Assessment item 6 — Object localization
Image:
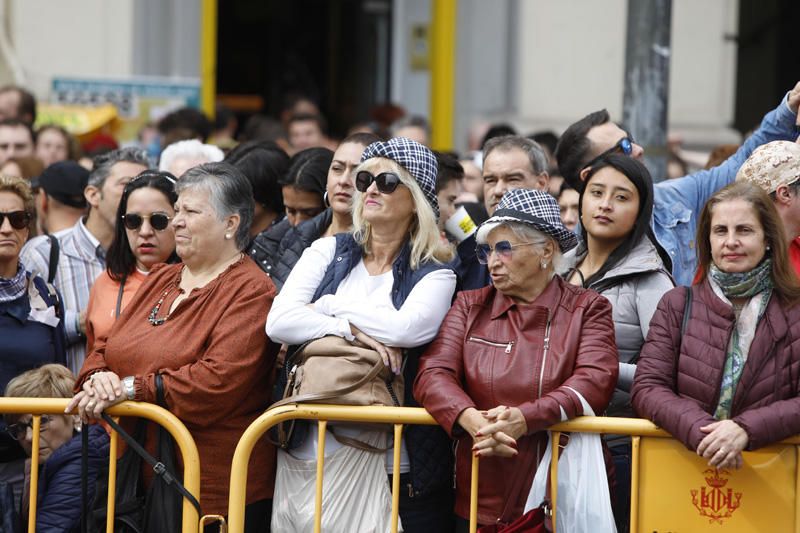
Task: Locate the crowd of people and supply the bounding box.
[0,78,799,532]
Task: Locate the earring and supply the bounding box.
[541,260,548,269]
[323,191,331,207]
[766,244,771,251]
[225,234,231,240]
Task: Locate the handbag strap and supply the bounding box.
[681,286,693,336]
[100,413,200,515]
[81,425,89,533]
[271,353,387,409]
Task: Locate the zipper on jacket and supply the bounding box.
[537,314,552,399]
[468,336,514,354]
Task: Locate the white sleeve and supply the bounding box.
[320,268,457,348]
[265,237,354,345]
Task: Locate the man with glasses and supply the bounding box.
[456,135,551,290]
[555,80,800,286]
[21,148,150,373]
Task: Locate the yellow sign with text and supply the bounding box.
[637,437,796,532]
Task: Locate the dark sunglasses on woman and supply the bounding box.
[0,211,31,230]
[355,171,403,194]
[122,212,171,231]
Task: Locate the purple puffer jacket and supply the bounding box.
[632,280,800,451]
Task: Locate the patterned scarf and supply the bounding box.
[709,259,773,419]
[0,263,27,302]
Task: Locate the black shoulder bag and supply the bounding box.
[83,374,200,533]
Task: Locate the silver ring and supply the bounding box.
[720,447,727,454]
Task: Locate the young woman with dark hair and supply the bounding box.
[225,140,290,237]
[562,154,674,533]
[84,170,178,351]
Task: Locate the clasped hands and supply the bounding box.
[65,371,126,422]
[458,405,528,458]
[696,419,749,470]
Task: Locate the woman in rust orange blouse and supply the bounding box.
[66,162,278,531]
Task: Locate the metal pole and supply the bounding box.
[430,0,457,151]
[622,0,672,182]
[200,0,218,120]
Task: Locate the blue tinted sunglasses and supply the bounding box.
[585,136,635,169]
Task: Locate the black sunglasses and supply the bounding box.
[0,211,31,230]
[122,212,171,231]
[355,171,403,194]
[585,136,635,169]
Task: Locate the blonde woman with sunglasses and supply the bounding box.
[0,175,67,508]
[83,170,179,353]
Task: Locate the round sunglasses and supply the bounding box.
[0,211,31,230]
[476,240,540,265]
[121,212,171,231]
[355,171,403,194]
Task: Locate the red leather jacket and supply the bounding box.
[413,276,618,524]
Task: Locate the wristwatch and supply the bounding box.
[122,376,135,401]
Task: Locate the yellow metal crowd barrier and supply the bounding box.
[227,405,800,533]
[0,398,202,533]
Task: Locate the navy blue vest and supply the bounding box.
[312,232,453,309]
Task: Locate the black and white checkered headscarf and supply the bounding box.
[477,189,578,252]
[360,137,439,219]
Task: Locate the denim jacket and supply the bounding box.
[655,94,799,286]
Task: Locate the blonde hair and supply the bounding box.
[351,157,454,269]
[0,173,34,215]
[5,364,75,399]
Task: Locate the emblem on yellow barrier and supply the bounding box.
[691,469,742,523]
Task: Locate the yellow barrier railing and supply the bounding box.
[0,398,202,533]
[227,405,800,533]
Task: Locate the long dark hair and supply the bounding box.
[696,181,800,305]
[280,147,333,199]
[106,170,179,282]
[578,154,671,287]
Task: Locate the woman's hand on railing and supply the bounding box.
[470,405,527,458]
[65,371,126,422]
[696,420,749,470]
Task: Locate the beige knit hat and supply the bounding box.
[736,140,800,194]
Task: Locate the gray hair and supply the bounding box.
[390,115,431,137]
[158,139,224,173]
[176,162,254,251]
[88,147,150,188]
[483,135,549,176]
[481,221,564,277]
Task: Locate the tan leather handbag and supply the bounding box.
[272,335,404,450]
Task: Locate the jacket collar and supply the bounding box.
[490,274,563,319]
[561,235,667,286]
[699,278,788,343]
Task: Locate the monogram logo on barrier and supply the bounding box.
[691,469,742,523]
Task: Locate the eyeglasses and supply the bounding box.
[585,136,635,169]
[355,171,403,194]
[0,211,31,230]
[122,212,171,231]
[5,415,54,440]
[476,240,541,264]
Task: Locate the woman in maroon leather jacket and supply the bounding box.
[632,181,800,471]
[414,189,619,529]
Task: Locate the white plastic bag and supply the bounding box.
[271,429,402,533]
[524,388,616,533]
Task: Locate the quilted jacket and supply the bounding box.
[632,281,800,452]
[562,235,674,416]
[414,276,618,523]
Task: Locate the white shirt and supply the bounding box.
[266,237,456,348]
[266,236,457,471]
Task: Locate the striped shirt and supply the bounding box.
[21,218,105,374]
